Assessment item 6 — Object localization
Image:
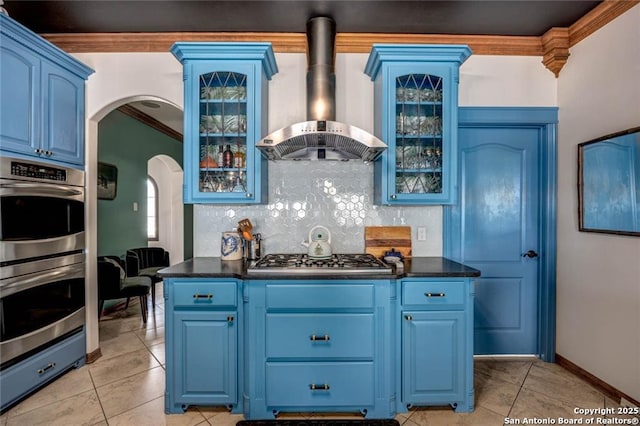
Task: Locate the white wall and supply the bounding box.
[556,4,640,401]
[148,155,184,264]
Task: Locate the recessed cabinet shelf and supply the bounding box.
[171,43,278,204]
[365,44,471,205]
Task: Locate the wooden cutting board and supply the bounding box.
[364,226,412,258]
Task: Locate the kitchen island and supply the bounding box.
[159,256,479,419]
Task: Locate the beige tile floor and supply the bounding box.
[1,283,637,426]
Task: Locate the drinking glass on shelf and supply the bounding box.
[423,148,435,169]
[433,148,442,169]
[201,173,215,192]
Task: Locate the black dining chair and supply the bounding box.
[97,256,152,323]
[125,247,170,310]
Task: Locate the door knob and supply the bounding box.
[522,250,539,258]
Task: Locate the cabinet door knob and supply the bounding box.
[227,315,234,322]
[390,194,397,200]
[246,193,252,198]
[405,315,412,321]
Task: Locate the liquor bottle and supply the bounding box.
[217,145,224,167]
[234,148,245,168]
[223,144,234,168]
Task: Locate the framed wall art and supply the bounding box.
[97,162,118,200]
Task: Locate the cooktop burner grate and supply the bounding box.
[247,253,393,275]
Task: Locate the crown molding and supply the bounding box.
[41,31,543,55]
[117,104,182,142]
[43,31,542,56]
[337,33,542,56]
[569,0,639,46]
[41,32,306,53]
[541,28,570,78]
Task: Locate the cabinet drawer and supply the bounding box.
[172,281,237,308]
[265,362,374,407]
[266,284,374,309]
[402,280,465,308]
[0,330,85,410]
[266,313,374,359]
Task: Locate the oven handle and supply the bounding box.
[0,262,85,298]
[0,181,84,198]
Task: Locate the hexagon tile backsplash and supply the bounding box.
[194,161,442,256]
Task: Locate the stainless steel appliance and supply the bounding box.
[0,156,85,267]
[246,253,393,276]
[0,156,85,369]
[256,17,387,161]
[0,259,85,367]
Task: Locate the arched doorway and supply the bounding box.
[86,94,183,360]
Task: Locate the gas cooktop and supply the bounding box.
[246,253,393,275]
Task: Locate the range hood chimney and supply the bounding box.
[256,16,387,161]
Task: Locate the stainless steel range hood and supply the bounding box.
[256,17,387,162]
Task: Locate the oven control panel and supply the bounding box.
[11,161,67,182]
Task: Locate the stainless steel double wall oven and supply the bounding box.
[0,156,85,369]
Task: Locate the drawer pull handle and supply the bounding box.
[193,293,213,299]
[405,315,412,321]
[227,315,234,322]
[309,334,330,341]
[309,383,330,390]
[425,292,445,298]
[37,362,56,375]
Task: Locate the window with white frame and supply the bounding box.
[147,177,158,241]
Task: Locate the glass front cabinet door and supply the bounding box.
[365,45,471,205]
[171,43,278,204]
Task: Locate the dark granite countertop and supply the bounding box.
[158,256,480,279]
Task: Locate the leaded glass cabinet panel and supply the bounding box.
[365,44,471,205]
[395,73,444,196]
[199,71,248,194]
[171,43,278,204]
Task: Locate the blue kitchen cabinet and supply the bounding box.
[244,280,395,419]
[365,44,471,205]
[0,329,86,411]
[0,14,93,168]
[164,278,242,414]
[170,43,278,204]
[399,278,474,412]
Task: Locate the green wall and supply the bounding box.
[98,109,189,257]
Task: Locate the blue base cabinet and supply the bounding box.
[243,280,395,419]
[0,329,86,411]
[163,276,474,417]
[398,278,474,413]
[164,279,242,414]
[365,44,471,205]
[170,43,277,204]
[0,14,93,168]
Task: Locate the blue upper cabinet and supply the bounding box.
[171,43,278,204]
[365,45,471,205]
[0,14,93,168]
